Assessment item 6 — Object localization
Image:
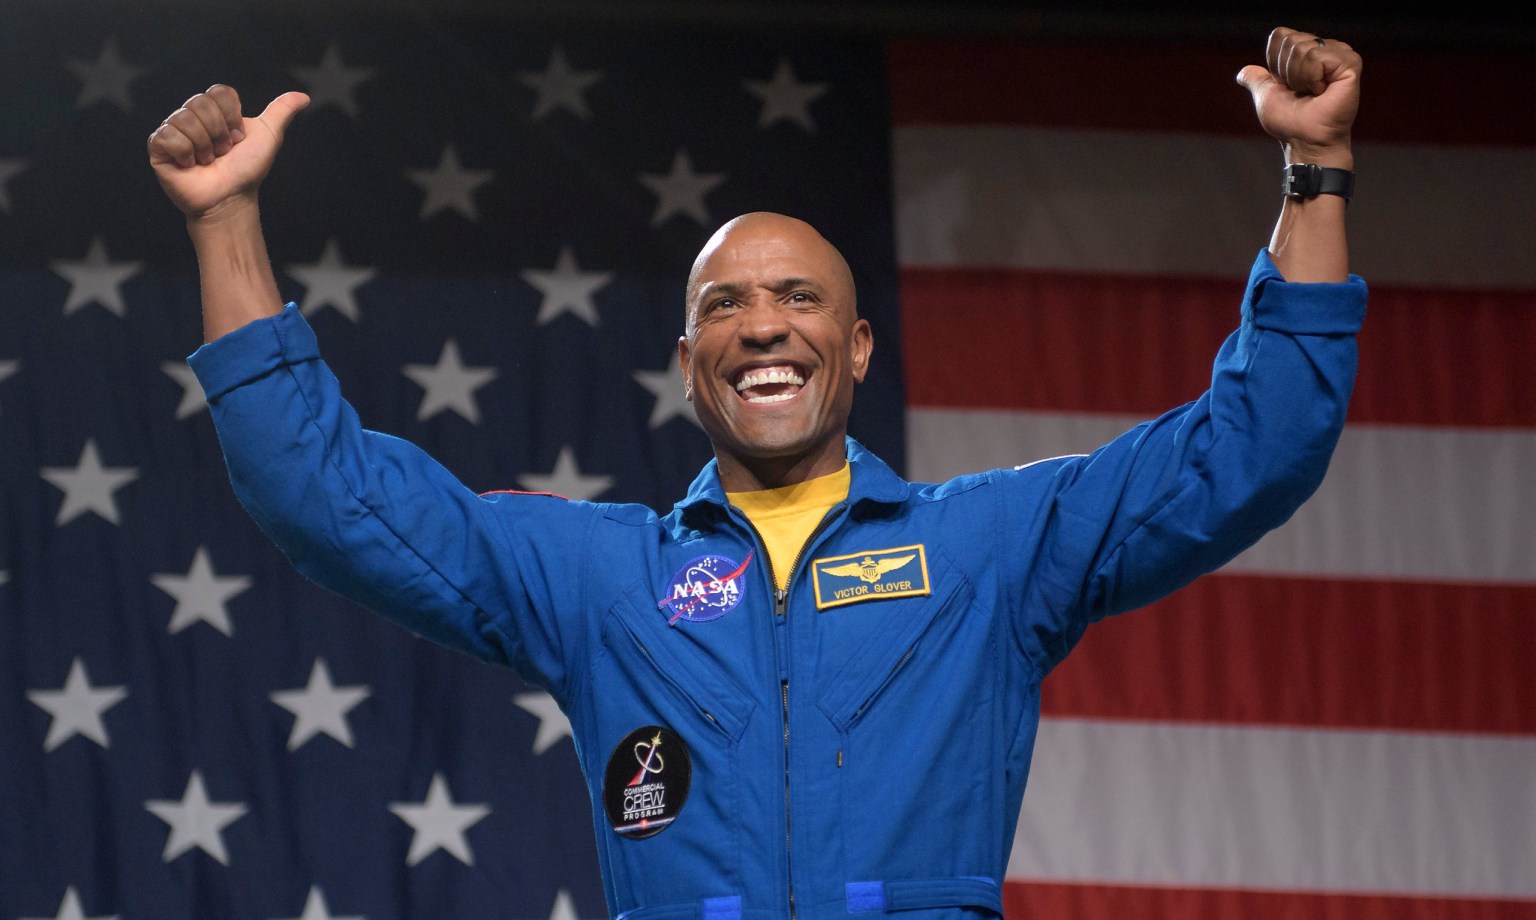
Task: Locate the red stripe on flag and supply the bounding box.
[900,266,1536,428]
[1003,880,1536,920]
[887,39,1536,146]
[1043,574,1536,735]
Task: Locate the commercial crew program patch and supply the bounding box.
[811,544,930,610]
[656,552,753,624]
[603,725,692,839]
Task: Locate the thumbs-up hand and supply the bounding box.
[148,85,311,219]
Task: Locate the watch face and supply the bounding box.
[602,725,692,839]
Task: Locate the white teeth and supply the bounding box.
[745,392,796,404]
[734,368,806,392]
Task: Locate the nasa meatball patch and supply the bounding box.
[603,726,692,839]
[656,552,753,624]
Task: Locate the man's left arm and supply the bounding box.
[1004,27,1367,669]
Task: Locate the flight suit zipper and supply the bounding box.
[741,506,841,920]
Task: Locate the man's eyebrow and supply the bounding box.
[702,281,751,299]
[767,277,822,293]
[697,278,823,300]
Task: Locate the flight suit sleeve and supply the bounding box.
[999,249,1368,671]
[187,305,595,697]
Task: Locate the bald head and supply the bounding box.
[685,212,856,333]
[675,210,873,490]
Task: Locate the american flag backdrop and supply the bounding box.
[2,4,1533,920]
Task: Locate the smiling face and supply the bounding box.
[680,212,872,491]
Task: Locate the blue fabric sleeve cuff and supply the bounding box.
[1244,248,1368,336]
[185,304,321,401]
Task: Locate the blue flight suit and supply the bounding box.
[188,251,1366,920]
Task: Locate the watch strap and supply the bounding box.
[1283,163,1354,201]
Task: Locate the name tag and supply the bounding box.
[810,544,930,610]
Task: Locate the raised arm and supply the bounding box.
[1004,28,1369,669]
[147,86,593,697]
[1238,26,1362,283]
[146,85,310,341]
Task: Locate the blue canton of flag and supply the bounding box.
[0,6,902,918]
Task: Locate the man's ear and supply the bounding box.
[677,335,693,400]
[850,318,873,383]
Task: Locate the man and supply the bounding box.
[149,26,1365,920]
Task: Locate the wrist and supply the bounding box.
[185,192,261,233]
[1283,140,1354,171]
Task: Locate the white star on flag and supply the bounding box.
[41,439,138,526]
[27,658,127,752]
[66,38,143,111]
[407,145,494,220]
[268,886,364,920]
[513,691,573,755]
[150,546,252,637]
[270,658,372,751]
[0,359,18,416]
[521,246,613,326]
[19,886,118,920]
[290,43,375,118]
[634,351,700,429]
[519,46,601,120]
[286,238,377,322]
[518,447,613,502]
[388,773,491,867]
[744,58,828,131]
[50,237,143,317]
[638,149,724,226]
[159,361,207,420]
[548,890,580,920]
[0,157,27,211]
[144,771,249,865]
[403,339,498,423]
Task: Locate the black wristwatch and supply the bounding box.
[1283,163,1355,202]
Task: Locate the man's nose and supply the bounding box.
[737,300,791,348]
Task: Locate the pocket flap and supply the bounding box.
[602,591,755,740]
[816,560,973,730]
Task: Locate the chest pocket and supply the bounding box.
[814,552,976,732]
[594,586,758,910]
[599,583,755,744]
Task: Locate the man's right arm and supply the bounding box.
[150,86,594,697]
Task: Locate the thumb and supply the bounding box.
[254,91,311,142]
[1234,64,1275,98]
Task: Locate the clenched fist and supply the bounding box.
[147,85,309,220]
[1236,26,1361,168]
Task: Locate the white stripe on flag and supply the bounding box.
[1010,717,1536,898]
[893,125,1536,288]
[907,408,1536,584]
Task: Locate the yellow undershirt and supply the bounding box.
[727,463,851,591]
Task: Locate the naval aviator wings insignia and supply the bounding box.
[811,544,930,609]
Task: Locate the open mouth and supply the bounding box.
[733,364,807,404]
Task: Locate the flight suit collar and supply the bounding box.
[674,437,910,528]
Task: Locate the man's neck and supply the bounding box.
[714,444,848,492]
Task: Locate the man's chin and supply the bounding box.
[722,423,824,462]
